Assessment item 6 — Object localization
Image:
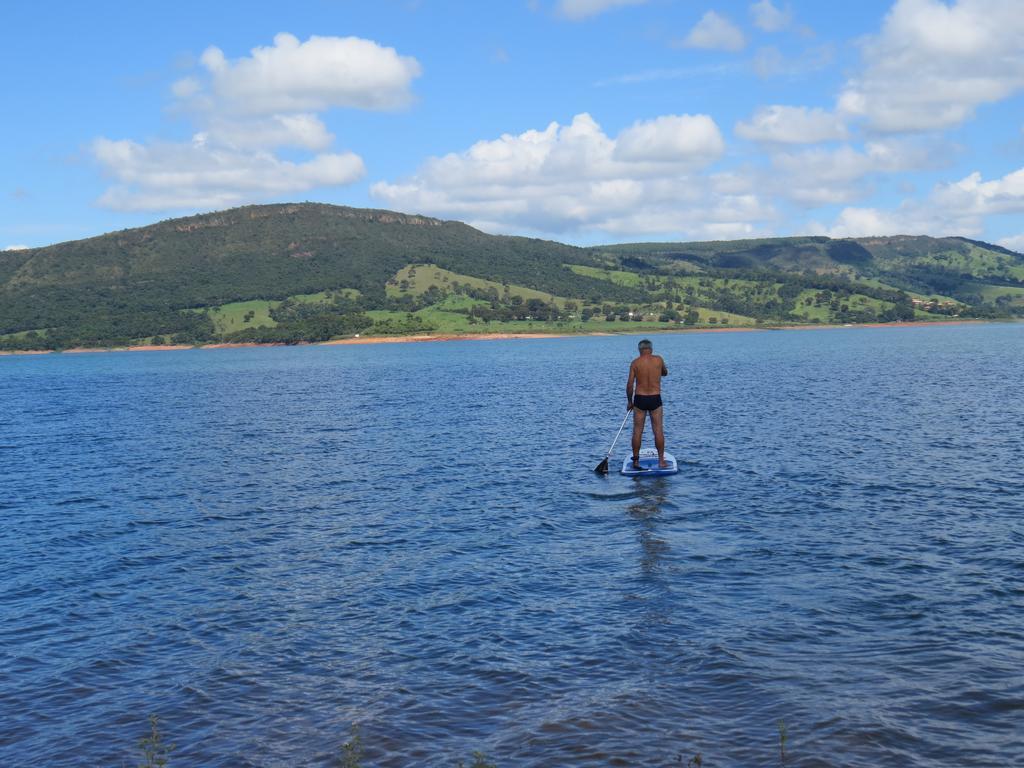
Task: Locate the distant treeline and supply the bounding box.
[1,203,1020,350]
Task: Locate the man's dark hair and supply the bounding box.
[638,339,653,351]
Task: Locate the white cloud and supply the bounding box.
[736,105,848,144]
[815,204,973,238]
[370,113,772,239]
[770,140,941,206]
[204,114,334,151]
[817,165,1024,237]
[178,33,422,115]
[838,0,1024,132]
[817,207,920,237]
[930,168,1024,215]
[679,11,746,52]
[614,114,725,162]
[93,33,418,212]
[556,0,646,20]
[750,0,791,32]
[998,234,1024,253]
[3,244,29,251]
[92,137,365,211]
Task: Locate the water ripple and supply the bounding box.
[0,327,1022,766]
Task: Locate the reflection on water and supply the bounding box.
[626,477,673,576]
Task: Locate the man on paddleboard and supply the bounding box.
[626,339,669,470]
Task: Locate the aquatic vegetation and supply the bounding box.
[137,715,174,768]
[340,724,363,768]
[456,751,498,768]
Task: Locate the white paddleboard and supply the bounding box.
[620,448,679,476]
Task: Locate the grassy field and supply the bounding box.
[880,243,1021,281]
[790,291,831,323]
[850,276,958,302]
[568,264,647,287]
[0,328,47,340]
[205,299,278,333]
[151,260,996,345]
[790,290,896,322]
[185,261,985,342]
[364,306,756,335]
[571,264,962,325]
[387,264,570,307]
[201,290,361,334]
[976,283,1024,306]
[574,265,780,298]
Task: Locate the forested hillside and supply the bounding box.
[595,235,1024,308]
[1,203,1020,350]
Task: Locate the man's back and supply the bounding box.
[630,354,667,395]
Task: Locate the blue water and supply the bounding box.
[1,324,1022,767]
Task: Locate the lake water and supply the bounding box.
[1,324,1022,767]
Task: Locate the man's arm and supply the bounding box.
[659,355,668,376]
[626,362,636,410]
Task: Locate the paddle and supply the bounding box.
[594,409,633,474]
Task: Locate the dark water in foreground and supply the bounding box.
[1,324,1023,767]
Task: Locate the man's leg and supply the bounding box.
[631,407,646,467]
[650,407,668,467]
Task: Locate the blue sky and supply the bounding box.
[3,0,1023,250]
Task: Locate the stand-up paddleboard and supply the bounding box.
[621,447,679,476]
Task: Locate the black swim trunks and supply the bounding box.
[633,393,663,411]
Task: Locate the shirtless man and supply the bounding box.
[626,339,669,470]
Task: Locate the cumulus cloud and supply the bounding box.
[3,244,29,251]
[998,234,1024,253]
[202,114,335,151]
[736,105,848,144]
[555,0,646,20]
[814,203,977,238]
[93,33,418,212]
[770,139,941,206]
[678,11,746,52]
[750,0,791,32]
[930,167,1024,216]
[816,165,1024,237]
[838,0,1024,132]
[816,207,924,237]
[177,33,421,115]
[92,137,365,211]
[614,114,725,161]
[370,113,771,239]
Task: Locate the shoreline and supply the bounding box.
[0,319,1000,356]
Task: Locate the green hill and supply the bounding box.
[594,235,1024,305]
[0,203,638,348]
[1,203,1020,350]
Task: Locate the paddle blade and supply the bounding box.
[594,457,609,474]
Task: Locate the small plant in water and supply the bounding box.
[138,714,174,768]
[456,750,497,768]
[777,718,788,764]
[676,752,703,767]
[340,724,363,768]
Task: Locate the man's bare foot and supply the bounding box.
[632,457,645,470]
[658,459,670,468]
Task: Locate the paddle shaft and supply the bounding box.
[603,409,633,461]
